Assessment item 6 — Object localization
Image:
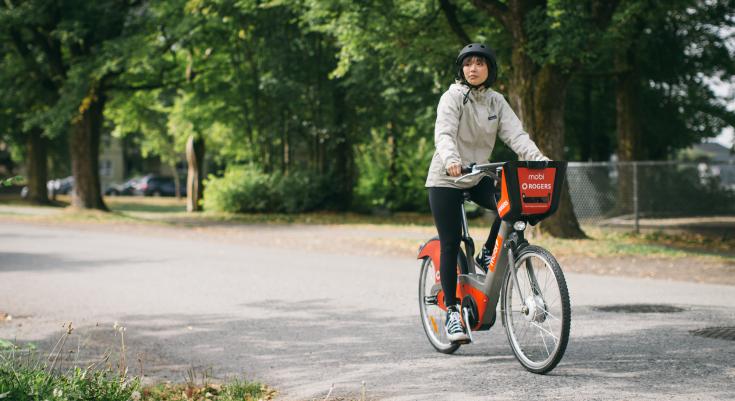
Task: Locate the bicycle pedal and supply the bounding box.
[452,338,472,345]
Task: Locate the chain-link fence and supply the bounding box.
[567,161,735,227]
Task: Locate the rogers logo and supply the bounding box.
[522,183,552,190]
[488,235,503,272]
[498,199,510,214]
[528,173,545,180]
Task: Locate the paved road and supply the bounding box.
[1,222,734,400]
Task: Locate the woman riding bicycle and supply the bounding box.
[425,43,549,342]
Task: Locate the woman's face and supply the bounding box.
[462,56,489,87]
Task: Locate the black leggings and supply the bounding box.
[428,177,501,307]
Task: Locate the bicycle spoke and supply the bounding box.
[537,305,561,322]
[539,328,551,357]
[530,321,559,342]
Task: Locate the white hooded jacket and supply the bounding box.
[425,83,549,189]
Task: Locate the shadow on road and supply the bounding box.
[15,301,735,400]
[0,252,157,273]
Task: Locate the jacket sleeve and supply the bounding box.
[434,91,462,168]
[497,96,550,161]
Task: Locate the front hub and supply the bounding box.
[523,295,547,323]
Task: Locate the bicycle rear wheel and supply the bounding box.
[418,256,460,354]
[501,245,570,374]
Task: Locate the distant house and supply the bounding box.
[693,142,735,163]
[98,133,187,192]
[682,142,735,190]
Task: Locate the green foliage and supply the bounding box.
[3,0,735,215]
[0,346,268,401]
[0,358,140,401]
[354,127,433,212]
[564,0,735,161]
[203,165,333,213]
[0,176,23,187]
[524,1,600,70]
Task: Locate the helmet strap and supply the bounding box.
[461,79,482,104]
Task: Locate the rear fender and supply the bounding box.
[418,237,447,310]
[417,236,441,268]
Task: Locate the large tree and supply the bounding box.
[0,0,170,210]
[460,0,621,238]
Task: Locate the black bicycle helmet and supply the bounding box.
[456,43,498,88]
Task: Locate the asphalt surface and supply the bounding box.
[1,222,734,400]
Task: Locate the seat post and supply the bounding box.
[460,191,471,239]
[460,202,470,238]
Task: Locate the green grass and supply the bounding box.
[0,346,271,401]
[532,225,735,261]
[0,351,140,401]
[0,194,435,226]
[0,323,272,401]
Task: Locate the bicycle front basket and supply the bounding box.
[496,161,567,224]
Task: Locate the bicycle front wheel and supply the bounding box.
[501,245,570,374]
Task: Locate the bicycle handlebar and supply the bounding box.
[450,162,504,183]
[450,161,552,183]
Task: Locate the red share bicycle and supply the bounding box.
[417,161,571,374]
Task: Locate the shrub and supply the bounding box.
[203,166,273,213]
[203,165,332,213]
[354,128,433,213]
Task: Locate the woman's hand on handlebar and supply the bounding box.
[446,162,462,177]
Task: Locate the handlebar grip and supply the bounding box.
[445,163,474,176]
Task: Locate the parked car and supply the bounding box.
[47,176,74,198]
[21,176,73,199]
[133,175,185,197]
[105,176,142,196]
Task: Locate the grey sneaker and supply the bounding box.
[445,305,470,342]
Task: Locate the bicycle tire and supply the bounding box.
[418,252,467,354]
[501,245,570,374]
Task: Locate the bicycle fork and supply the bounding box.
[505,232,546,321]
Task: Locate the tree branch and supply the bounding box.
[439,0,471,45]
[29,26,66,80]
[106,77,188,92]
[470,0,510,30]
[8,28,58,92]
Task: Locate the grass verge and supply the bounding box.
[1,195,733,262]
[531,225,735,262]
[0,325,273,401]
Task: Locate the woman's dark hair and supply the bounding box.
[456,43,498,88]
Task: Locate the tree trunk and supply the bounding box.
[331,86,354,210]
[386,121,398,208]
[186,134,205,212]
[26,127,49,205]
[171,163,182,200]
[615,50,642,216]
[69,86,107,211]
[507,49,586,238]
[282,111,290,175]
[531,65,586,238]
[581,78,592,161]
